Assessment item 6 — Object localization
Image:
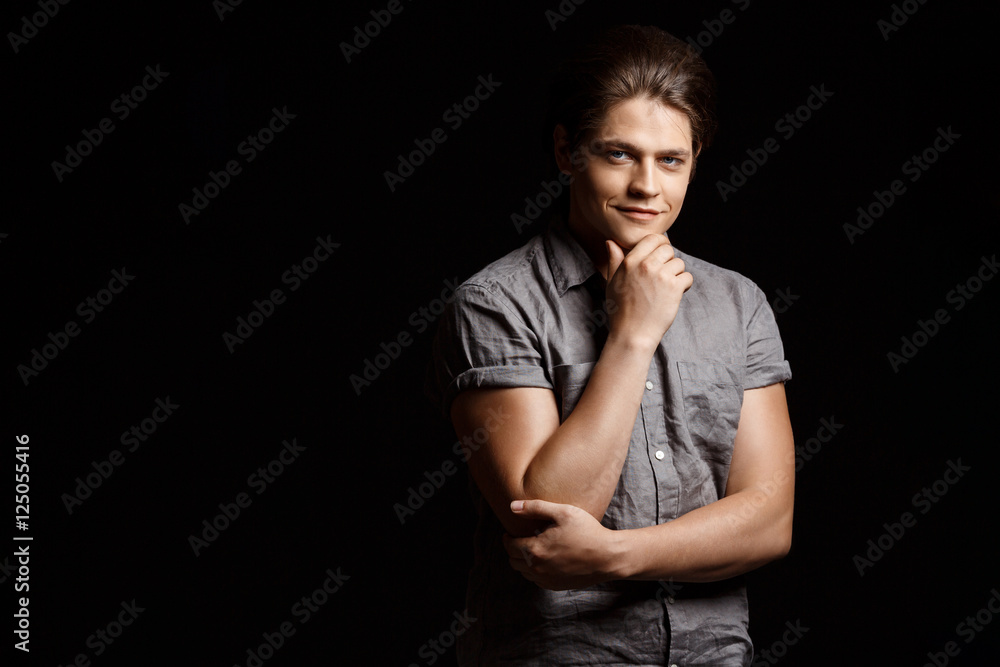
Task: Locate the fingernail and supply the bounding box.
[511,500,524,512]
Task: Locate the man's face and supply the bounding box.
[557,96,695,255]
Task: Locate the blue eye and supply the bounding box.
[606,150,682,167]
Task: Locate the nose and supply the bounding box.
[628,160,660,199]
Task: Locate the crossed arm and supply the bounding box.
[449,360,794,591]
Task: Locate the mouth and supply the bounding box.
[614,206,661,221]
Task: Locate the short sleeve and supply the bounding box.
[742,281,792,389]
[424,284,552,419]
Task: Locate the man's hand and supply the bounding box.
[502,499,625,591]
[605,235,693,352]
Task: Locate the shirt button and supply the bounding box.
[667,596,675,604]
[645,381,654,390]
[655,450,665,460]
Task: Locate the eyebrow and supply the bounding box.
[601,138,692,158]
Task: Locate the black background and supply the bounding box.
[4,0,999,665]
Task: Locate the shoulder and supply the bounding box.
[672,245,766,305]
[452,232,551,308]
[668,245,788,377]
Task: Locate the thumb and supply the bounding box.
[511,499,563,522]
[605,239,625,285]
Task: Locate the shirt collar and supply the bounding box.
[543,214,600,296]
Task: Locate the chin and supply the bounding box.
[611,227,653,249]
[614,234,639,250]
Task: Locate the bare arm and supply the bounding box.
[503,382,794,588]
[451,335,652,537]
[450,234,691,537]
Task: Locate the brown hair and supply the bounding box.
[545,25,718,169]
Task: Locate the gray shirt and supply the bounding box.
[426,214,791,666]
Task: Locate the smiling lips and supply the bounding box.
[615,206,661,221]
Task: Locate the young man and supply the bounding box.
[427,25,794,666]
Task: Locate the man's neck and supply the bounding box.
[564,215,611,282]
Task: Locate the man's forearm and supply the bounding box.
[611,477,794,583]
[521,333,655,521]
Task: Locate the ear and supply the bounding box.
[553,124,574,175]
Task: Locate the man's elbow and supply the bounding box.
[771,530,792,561]
[520,464,612,524]
[766,511,794,561]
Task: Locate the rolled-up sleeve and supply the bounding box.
[742,281,792,389]
[425,284,552,419]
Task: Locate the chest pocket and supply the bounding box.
[552,362,597,423]
[677,360,745,464]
